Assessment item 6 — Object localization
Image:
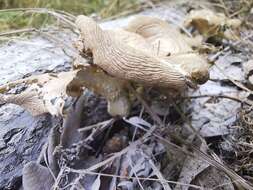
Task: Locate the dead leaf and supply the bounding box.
[91,175,101,190]
[184,9,241,39]
[146,154,172,190]
[191,166,235,190]
[174,155,209,190]
[118,181,134,190]
[0,71,77,116]
[22,162,54,190]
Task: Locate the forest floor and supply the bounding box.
[0,0,253,189]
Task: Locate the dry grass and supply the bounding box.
[0,0,158,32]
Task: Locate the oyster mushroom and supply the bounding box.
[109,28,153,54]
[164,53,209,85]
[125,15,210,85]
[76,15,191,91]
[126,15,193,56]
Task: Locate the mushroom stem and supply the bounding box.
[67,64,130,117]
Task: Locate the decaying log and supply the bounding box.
[60,95,85,148]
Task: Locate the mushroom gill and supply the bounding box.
[67,64,131,117]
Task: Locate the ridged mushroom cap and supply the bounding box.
[76,15,189,91]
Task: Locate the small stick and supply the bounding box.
[183,94,253,106]
[78,119,113,133]
[0,28,37,36]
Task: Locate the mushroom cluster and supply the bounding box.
[0,15,210,118]
[71,15,210,116]
[75,15,210,88]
